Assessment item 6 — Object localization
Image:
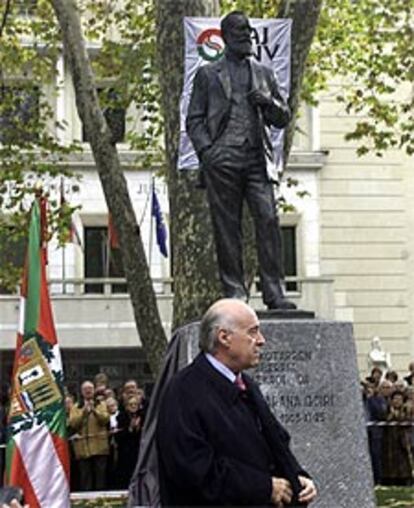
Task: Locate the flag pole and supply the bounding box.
[61,244,66,295]
[105,224,110,280]
[148,176,154,276]
[60,177,66,294]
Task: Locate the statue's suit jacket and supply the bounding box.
[186,55,291,182]
[156,353,310,507]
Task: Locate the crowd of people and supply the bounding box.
[0,374,148,492]
[65,373,148,492]
[2,362,414,493]
[362,361,414,486]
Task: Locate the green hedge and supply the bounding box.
[69,487,414,507]
[71,496,127,507]
[376,486,414,507]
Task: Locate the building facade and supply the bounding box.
[1,37,413,392]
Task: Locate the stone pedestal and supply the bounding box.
[175,318,375,508]
[256,309,315,320]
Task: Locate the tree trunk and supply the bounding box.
[156,0,221,329]
[50,0,168,376]
[279,0,323,165]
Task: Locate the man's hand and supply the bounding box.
[84,400,93,413]
[298,475,317,504]
[271,477,293,506]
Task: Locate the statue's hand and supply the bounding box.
[248,89,273,107]
[200,145,220,168]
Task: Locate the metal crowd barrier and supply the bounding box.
[70,490,128,500]
[366,421,414,426]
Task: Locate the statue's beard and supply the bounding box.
[228,40,252,58]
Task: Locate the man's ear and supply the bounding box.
[217,328,231,348]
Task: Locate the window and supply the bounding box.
[84,226,126,294]
[291,104,320,152]
[281,226,297,291]
[82,88,126,144]
[0,85,40,144]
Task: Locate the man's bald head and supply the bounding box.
[199,299,257,354]
[200,299,265,372]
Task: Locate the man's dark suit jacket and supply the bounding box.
[186,55,290,182]
[156,354,309,507]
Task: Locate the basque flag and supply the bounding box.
[151,186,168,258]
[5,198,70,507]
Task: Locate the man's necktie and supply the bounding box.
[234,374,247,392]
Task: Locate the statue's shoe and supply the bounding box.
[267,298,297,310]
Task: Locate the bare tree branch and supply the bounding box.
[0,0,11,39]
[50,0,168,376]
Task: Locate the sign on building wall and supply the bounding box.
[178,17,292,173]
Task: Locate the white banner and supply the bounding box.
[178,17,292,173]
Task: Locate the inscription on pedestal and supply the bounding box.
[248,320,375,508]
[256,349,335,426]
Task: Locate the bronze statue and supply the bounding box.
[186,11,295,309]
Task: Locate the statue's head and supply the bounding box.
[371,336,381,350]
[221,11,253,58]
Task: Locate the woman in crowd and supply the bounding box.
[366,367,383,387]
[115,394,145,488]
[385,370,399,384]
[382,391,413,485]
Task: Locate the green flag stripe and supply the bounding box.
[48,406,68,440]
[5,437,16,483]
[25,201,41,334]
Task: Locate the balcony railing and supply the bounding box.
[0,276,335,350]
[0,277,333,306]
[47,277,173,296]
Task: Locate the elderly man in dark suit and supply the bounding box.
[156,299,317,506]
[186,11,295,309]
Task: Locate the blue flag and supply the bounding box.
[152,187,168,258]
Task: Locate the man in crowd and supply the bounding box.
[186,11,295,309]
[157,299,317,506]
[68,380,109,491]
[379,379,394,403]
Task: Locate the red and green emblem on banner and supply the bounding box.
[5,199,70,507]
